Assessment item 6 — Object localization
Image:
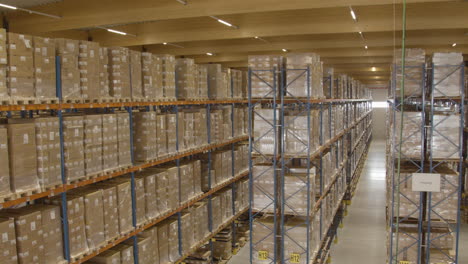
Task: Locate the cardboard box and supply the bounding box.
[176,58,196,99]
[104,178,133,234]
[87,250,121,264]
[1,206,44,264]
[139,226,159,263]
[0,28,7,65]
[133,175,147,225]
[0,127,11,196]
[111,244,134,264]
[124,236,152,264]
[56,38,81,99]
[6,122,40,192]
[102,114,118,171]
[141,52,156,99]
[136,170,159,219]
[166,113,177,154]
[108,47,131,99]
[34,117,61,189]
[157,221,170,264]
[63,115,85,182]
[0,218,18,264]
[130,50,143,99]
[36,205,65,263]
[168,218,180,261]
[6,33,35,98]
[32,36,56,99]
[133,111,157,161]
[153,169,169,215]
[99,47,110,98]
[156,113,167,157]
[77,188,106,250]
[196,64,208,99]
[180,210,194,254]
[248,55,283,98]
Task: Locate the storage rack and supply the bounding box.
[248,66,372,264]
[387,60,465,264]
[0,55,251,264]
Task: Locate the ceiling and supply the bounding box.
[1,0,467,88]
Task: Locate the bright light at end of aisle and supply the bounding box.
[372,101,387,108]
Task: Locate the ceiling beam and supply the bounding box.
[7,0,457,34]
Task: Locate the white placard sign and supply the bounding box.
[412,173,441,192]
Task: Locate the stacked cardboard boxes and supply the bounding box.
[156,113,168,157]
[432,52,464,98]
[79,41,100,101]
[108,47,131,100]
[176,58,197,99]
[141,52,156,100]
[63,116,85,182]
[102,114,119,171]
[0,127,10,198]
[56,38,81,100]
[154,54,176,99]
[34,117,61,189]
[117,112,132,167]
[166,113,177,154]
[7,33,35,99]
[84,115,103,176]
[248,55,283,98]
[196,64,208,99]
[206,64,228,99]
[98,47,110,99]
[286,53,324,99]
[392,48,425,98]
[231,69,243,99]
[133,111,157,162]
[0,218,17,264]
[32,36,56,100]
[0,29,7,100]
[130,50,143,100]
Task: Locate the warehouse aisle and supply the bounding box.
[330,140,387,264]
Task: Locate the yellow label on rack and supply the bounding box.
[258,251,268,260]
[399,261,411,264]
[290,253,300,263]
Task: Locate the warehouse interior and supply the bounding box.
[0,0,467,264]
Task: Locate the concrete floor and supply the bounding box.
[228,140,468,264]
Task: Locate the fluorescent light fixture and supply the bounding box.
[359,31,362,34]
[452,43,457,47]
[0,3,17,9]
[209,16,239,29]
[282,49,288,52]
[372,101,387,108]
[0,3,61,18]
[163,42,168,45]
[371,67,376,71]
[349,7,357,22]
[254,36,269,43]
[206,52,213,56]
[365,45,368,49]
[107,29,127,35]
[161,42,184,48]
[255,36,259,39]
[176,0,187,5]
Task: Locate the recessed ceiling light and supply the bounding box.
[209,16,239,29]
[175,0,187,5]
[365,45,368,49]
[371,67,376,71]
[452,43,457,47]
[206,52,213,56]
[163,42,168,45]
[349,7,358,22]
[282,49,288,52]
[255,36,259,39]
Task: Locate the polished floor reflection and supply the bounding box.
[228,140,468,264]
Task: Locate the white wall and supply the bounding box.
[371,89,388,141]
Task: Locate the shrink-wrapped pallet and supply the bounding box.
[430,114,460,159]
[117,112,132,167]
[111,244,134,264]
[139,226,159,263]
[254,108,279,155]
[283,216,320,263]
[130,50,143,100]
[252,216,275,264]
[56,38,81,100]
[252,165,275,213]
[168,218,180,261]
[75,188,106,250]
[154,54,176,99]
[286,53,323,98]
[393,49,425,98]
[248,55,283,98]
[102,114,119,171]
[156,113,167,157]
[166,113,177,154]
[132,175,146,225]
[34,117,61,189]
[32,36,56,100]
[79,41,100,101]
[103,178,133,235]
[141,52,160,100]
[394,111,423,159]
[133,111,157,161]
[196,64,209,98]
[0,127,10,198]
[7,33,35,99]
[157,221,170,264]
[176,58,197,99]
[136,170,159,219]
[84,115,103,176]
[432,53,463,98]
[108,47,131,99]
[0,218,17,264]
[98,185,119,241]
[98,47,110,98]
[88,250,121,264]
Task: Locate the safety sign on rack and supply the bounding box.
[412,173,441,192]
[258,251,269,260]
[290,253,301,263]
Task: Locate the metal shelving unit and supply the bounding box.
[248,66,372,264]
[0,56,250,264]
[387,61,465,264]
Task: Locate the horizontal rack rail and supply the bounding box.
[72,170,249,264]
[1,135,249,209]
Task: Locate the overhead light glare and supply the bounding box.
[255,36,259,39]
[0,3,17,9]
[161,42,184,48]
[209,16,239,29]
[282,49,288,52]
[254,36,269,43]
[175,0,187,5]
[163,42,168,45]
[371,67,376,71]
[107,29,127,35]
[349,7,357,22]
[365,45,368,49]
[206,52,213,56]
[452,43,457,47]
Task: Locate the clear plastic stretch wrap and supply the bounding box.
[248,55,283,98]
[430,114,460,159]
[394,111,423,159]
[393,48,425,98]
[432,52,463,98]
[286,53,324,99]
[254,108,279,155]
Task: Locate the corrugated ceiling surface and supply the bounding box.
[0,0,62,8]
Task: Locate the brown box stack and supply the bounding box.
[102,114,119,171]
[196,64,208,99]
[181,210,194,254]
[286,53,324,99]
[133,175,147,226]
[97,185,120,241]
[0,218,18,264]
[56,38,81,100]
[37,205,65,263]
[87,250,121,264]
[133,111,157,161]
[32,36,56,100]
[0,29,7,100]
[167,166,180,208]
[141,52,156,100]
[136,170,159,219]
[63,116,85,182]
[0,127,11,197]
[6,122,40,193]
[139,227,159,264]
[176,58,196,99]
[393,48,425,98]
[154,54,176,99]
[106,178,133,235]
[98,47,110,99]
[84,115,103,176]
[130,50,143,100]
[117,112,132,167]
[34,117,61,189]
[156,113,167,157]
[79,188,106,250]
[1,206,44,264]
[79,41,100,101]
[153,55,164,100]
[248,55,283,98]
[111,244,134,264]
[206,64,224,99]
[7,33,34,99]
[59,195,89,258]
[157,221,170,264]
[231,69,243,98]
[166,113,177,154]
[168,218,180,261]
[180,163,195,203]
[154,169,169,215]
[108,47,131,99]
[125,236,152,264]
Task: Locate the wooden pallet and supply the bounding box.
[0,97,11,105]
[10,97,37,105]
[64,98,84,104]
[0,192,16,204]
[36,97,59,104]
